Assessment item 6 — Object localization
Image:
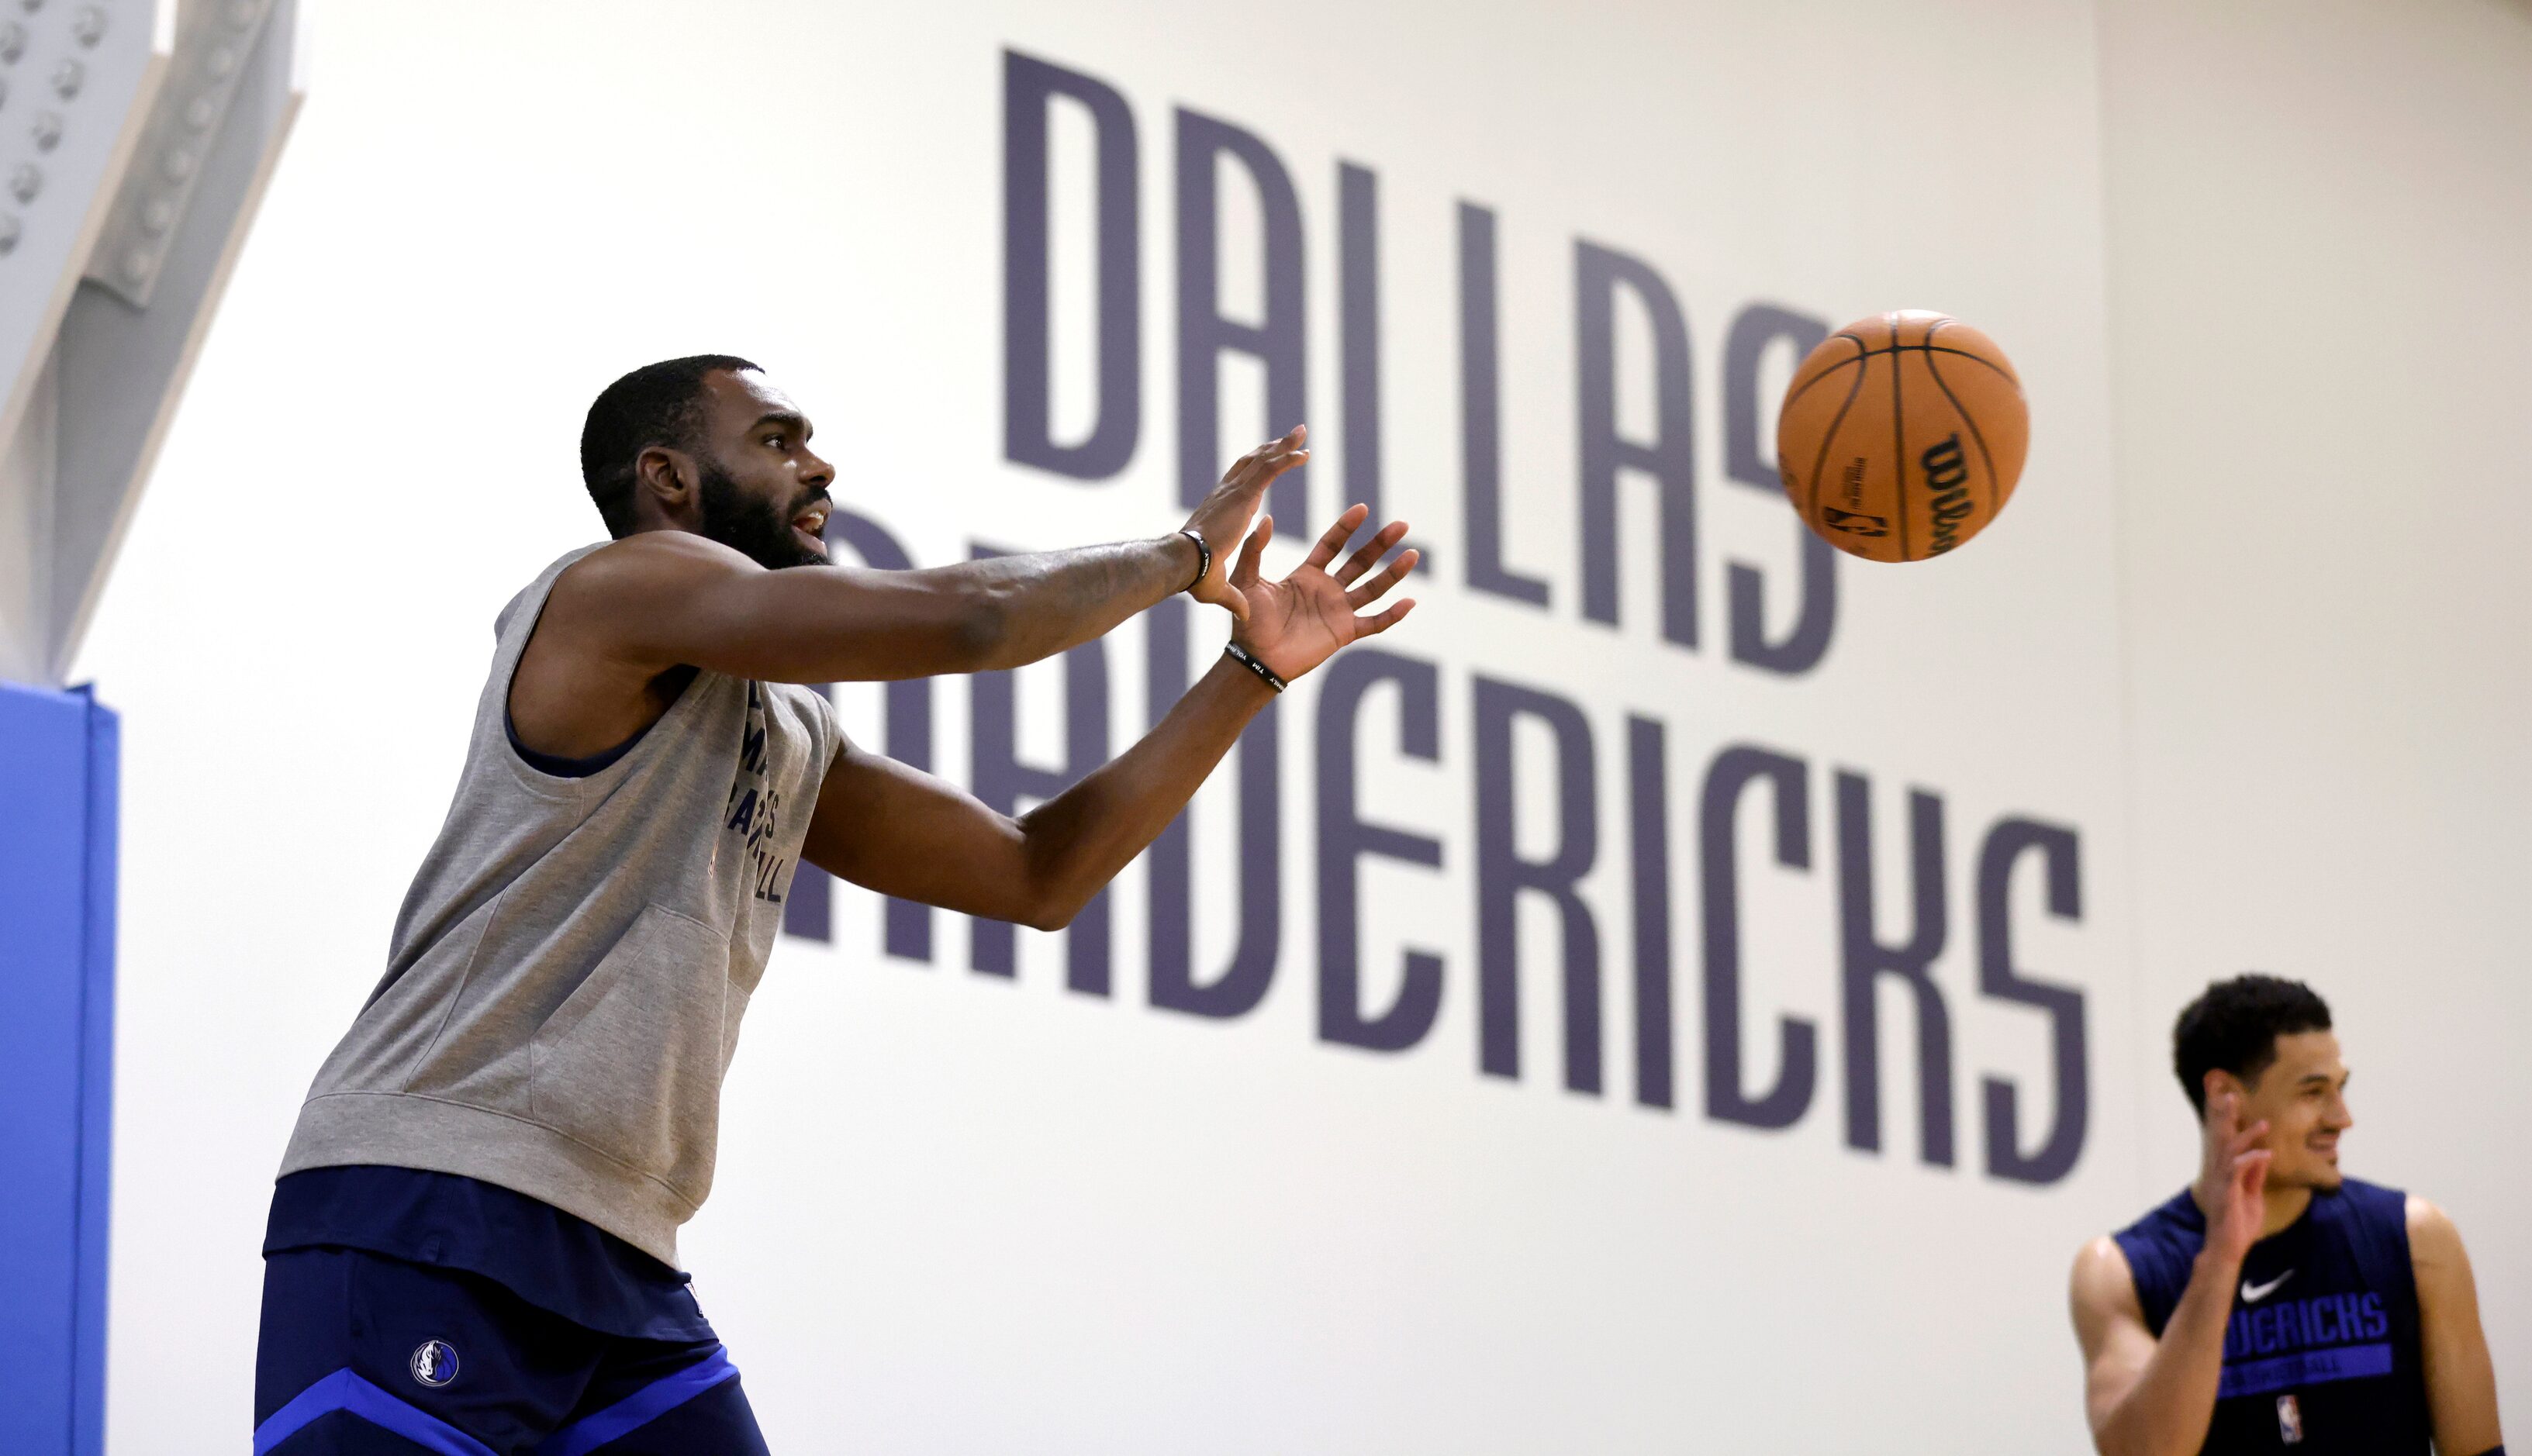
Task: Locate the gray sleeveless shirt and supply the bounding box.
[280,544,841,1265]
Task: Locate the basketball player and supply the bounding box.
[251,356,1418,1453]
[2070,975,2504,1454]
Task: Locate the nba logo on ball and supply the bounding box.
[1776,311,2031,563]
[410,1340,459,1388]
[2275,1393,2304,1444]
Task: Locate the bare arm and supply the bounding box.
[805,656,1271,929]
[2071,1090,2272,1456]
[558,528,1202,685]
[548,430,1306,687]
[2410,1197,2503,1455]
[2073,1237,2241,1456]
[803,505,1417,929]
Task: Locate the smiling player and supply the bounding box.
[2070,975,2504,1454]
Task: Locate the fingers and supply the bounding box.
[1186,430,1307,552]
[2230,1117,2271,1161]
[1303,503,1371,572]
[1347,547,1421,609]
[1353,597,1418,637]
[1231,426,1306,471]
[1222,426,1309,495]
[1333,519,1410,585]
[2203,1089,2244,1158]
[2211,1088,2239,1134]
[2233,1147,2273,1196]
[1232,516,1273,588]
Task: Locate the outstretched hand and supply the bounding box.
[1222,503,1418,680]
[1183,426,1311,623]
[2199,1088,2273,1265]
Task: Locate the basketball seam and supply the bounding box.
[1889,315,1910,561]
[1921,317,2019,388]
[1920,345,2001,549]
[1805,344,1872,526]
[1779,336,1868,413]
[1830,343,2017,381]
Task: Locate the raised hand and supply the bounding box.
[1223,502,1418,681]
[1183,426,1311,622]
[2199,1088,2274,1265]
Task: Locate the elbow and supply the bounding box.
[1014,864,1089,933]
[1020,891,1080,934]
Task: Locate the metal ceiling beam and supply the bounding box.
[0,0,302,686]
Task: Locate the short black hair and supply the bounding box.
[2172,975,2333,1115]
[579,354,761,537]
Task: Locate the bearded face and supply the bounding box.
[695,455,830,571]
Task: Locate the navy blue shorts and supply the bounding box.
[254,1247,771,1454]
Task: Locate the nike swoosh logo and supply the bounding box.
[2241,1269,2295,1303]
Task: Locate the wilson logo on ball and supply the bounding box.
[1920,434,1975,557]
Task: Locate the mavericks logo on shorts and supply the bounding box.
[410,1340,459,1388]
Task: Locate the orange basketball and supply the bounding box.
[1776,311,2029,563]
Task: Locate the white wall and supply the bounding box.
[63,0,2528,1450]
[2102,0,2532,1425]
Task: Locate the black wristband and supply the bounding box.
[1176,528,1211,595]
[1222,640,1287,693]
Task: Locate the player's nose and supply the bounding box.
[800,445,836,487]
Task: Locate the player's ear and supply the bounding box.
[634,445,695,516]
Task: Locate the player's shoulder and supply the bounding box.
[568,527,752,580]
[2071,1233,2134,1286]
[2092,1189,2202,1317]
[537,532,760,636]
[2080,1190,2187,1285]
[2076,1193,2191,1293]
[551,530,760,604]
[2399,1191,2465,1254]
[2069,1236,2144,1325]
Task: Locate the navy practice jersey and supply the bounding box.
[2113,1178,2429,1453]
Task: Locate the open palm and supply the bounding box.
[1226,504,1418,681]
